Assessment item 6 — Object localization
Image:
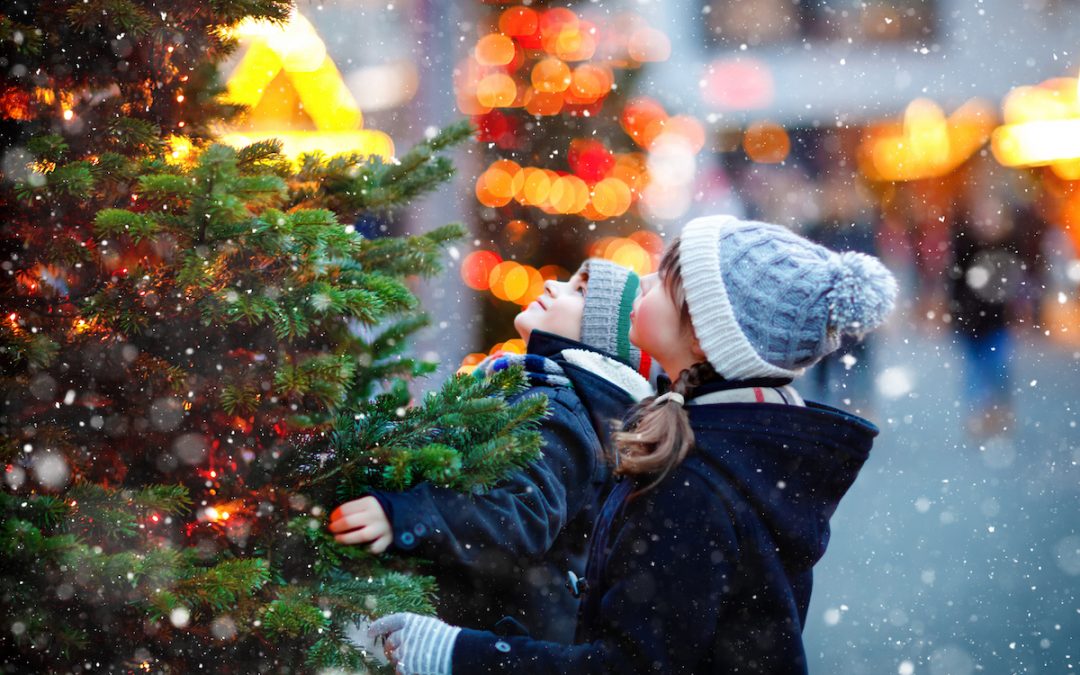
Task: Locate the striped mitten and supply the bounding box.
[367,613,460,675]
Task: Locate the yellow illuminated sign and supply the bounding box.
[219,10,393,160]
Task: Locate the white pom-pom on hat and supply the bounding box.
[827,251,899,337]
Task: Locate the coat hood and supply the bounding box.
[528,330,652,449]
[687,396,878,570]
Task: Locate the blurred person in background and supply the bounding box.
[947,160,1035,438]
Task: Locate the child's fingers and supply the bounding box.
[368,532,394,554]
[333,521,388,545]
[329,496,378,522]
[367,613,406,638]
[327,510,376,533]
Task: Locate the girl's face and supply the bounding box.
[629,272,702,378]
[514,271,588,343]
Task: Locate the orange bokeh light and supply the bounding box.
[520,265,546,305]
[743,121,791,164]
[590,235,657,275]
[489,261,544,304]
[590,177,633,218]
[539,264,567,281]
[476,72,517,108]
[485,159,522,199]
[518,167,552,204]
[505,218,530,243]
[621,97,668,147]
[552,20,597,62]
[539,7,579,41]
[531,58,572,93]
[629,230,665,256]
[570,64,613,102]
[611,153,649,192]
[476,171,512,207]
[659,115,707,152]
[476,33,516,66]
[524,89,565,116]
[499,6,539,37]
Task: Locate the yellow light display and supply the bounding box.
[992,75,1080,171]
[218,10,393,161]
[859,98,995,182]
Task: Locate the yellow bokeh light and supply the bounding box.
[501,339,528,354]
[166,136,194,164]
[860,98,994,180]
[993,74,1080,168]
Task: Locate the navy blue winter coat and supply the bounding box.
[367,331,643,642]
[453,378,879,673]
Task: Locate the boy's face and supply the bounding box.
[514,270,588,343]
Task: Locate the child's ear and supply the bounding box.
[690,337,707,362]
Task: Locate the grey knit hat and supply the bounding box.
[578,258,642,368]
[678,215,898,380]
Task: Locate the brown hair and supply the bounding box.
[612,238,716,496]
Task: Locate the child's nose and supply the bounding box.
[544,279,560,296]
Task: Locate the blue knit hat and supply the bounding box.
[679,215,898,380]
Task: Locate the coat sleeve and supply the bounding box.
[450,473,741,674]
[365,388,599,565]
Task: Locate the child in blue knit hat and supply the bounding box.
[329,258,652,644]
[368,214,898,675]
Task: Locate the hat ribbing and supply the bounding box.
[579,258,642,367]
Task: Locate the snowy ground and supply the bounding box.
[803,326,1080,675]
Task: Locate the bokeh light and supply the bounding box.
[461,250,502,291]
[743,121,791,164]
[532,58,572,94]
[590,177,633,218]
[499,6,539,37]
[524,89,565,116]
[476,72,518,108]
[589,235,658,275]
[621,97,668,148]
[475,33,516,67]
[569,64,613,103]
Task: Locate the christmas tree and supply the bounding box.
[452,2,705,361]
[1,1,545,671]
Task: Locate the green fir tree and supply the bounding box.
[0,1,545,671]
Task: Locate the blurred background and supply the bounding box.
[217,1,1080,672]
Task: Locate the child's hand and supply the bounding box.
[328,496,394,553]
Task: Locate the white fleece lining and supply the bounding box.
[561,349,654,402]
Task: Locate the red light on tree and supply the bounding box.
[568,138,615,183]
